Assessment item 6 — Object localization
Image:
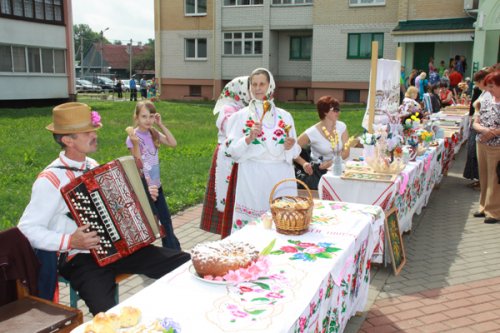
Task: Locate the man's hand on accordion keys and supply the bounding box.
[148,185,159,202]
[70,224,101,250]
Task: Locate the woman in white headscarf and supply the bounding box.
[200,76,250,235]
[224,68,301,233]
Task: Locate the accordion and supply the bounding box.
[61,156,164,267]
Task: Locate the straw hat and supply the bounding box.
[46,102,102,134]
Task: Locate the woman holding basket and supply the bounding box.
[224,68,301,233]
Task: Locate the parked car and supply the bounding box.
[121,79,139,92]
[81,76,114,93]
[76,79,102,93]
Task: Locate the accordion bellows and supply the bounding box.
[61,156,162,266]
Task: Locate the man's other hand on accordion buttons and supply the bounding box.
[70,224,101,250]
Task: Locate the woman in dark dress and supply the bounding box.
[463,68,492,187]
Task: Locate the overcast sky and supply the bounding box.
[72,0,154,44]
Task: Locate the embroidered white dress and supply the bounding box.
[224,101,301,232]
[214,102,239,211]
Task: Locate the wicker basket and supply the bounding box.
[269,178,313,235]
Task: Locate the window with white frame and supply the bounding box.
[272,0,313,4]
[223,32,262,56]
[223,0,263,6]
[0,44,65,73]
[347,33,383,59]
[185,0,206,15]
[185,38,207,60]
[349,0,385,7]
[290,36,312,60]
[0,0,63,23]
[0,45,12,71]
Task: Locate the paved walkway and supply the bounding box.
[61,148,500,331]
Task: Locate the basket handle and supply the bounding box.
[269,178,313,205]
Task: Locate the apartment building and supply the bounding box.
[0,0,75,107]
[155,0,476,103]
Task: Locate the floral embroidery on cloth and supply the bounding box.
[270,240,341,261]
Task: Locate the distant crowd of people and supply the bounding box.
[112,76,158,101]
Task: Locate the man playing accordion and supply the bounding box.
[18,102,190,315]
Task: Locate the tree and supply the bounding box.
[132,39,155,73]
[113,40,122,45]
[73,24,110,59]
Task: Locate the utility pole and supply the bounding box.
[129,38,133,78]
[80,35,84,77]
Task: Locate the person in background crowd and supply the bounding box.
[428,56,436,73]
[399,86,422,119]
[18,102,190,315]
[449,68,463,96]
[294,96,350,190]
[472,70,500,224]
[199,76,250,237]
[441,69,451,88]
[429,68,440,86]
[417,72,428,101]
[129,78,137,102]
[408,69,418,87]
[400,66,407,103]
[439,82,454,107]
[223,68,301,233]
[429,84,441,113]
[464,67,493,189]
[115,79,123,99]
[126,101,181,250]
[438,60,447,77]
[140,76,148,100]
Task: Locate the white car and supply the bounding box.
[76,79,102,93]
[121,79,138,92]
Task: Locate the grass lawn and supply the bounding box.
[0,98,366,230]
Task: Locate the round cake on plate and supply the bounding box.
[191,240,259,278]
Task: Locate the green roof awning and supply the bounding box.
[393,17,476,33]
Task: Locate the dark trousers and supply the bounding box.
[58,246,190,315]
[130,88,137,101]
[157,187,181,250]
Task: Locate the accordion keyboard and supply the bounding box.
[69,184,119,258]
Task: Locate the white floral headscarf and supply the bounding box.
[213,76,250,115]
[249,68,276,102]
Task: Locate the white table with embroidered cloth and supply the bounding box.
[319,139,445,234]
[71,200,384,333]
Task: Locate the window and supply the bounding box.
[1,44,65,73]
[290,36,312,60]
[223,0,263,6]
[347,33,383,59]
[185,0,206,15]
[0,0,63,23]
[0,45,12,71]
[41,48,53,73]
[185,38,207,60]
[13,46,27,72]
[349,0,384,6]
[53,49,65,73]
[344,89,360,103]
[223,32,262,56]
[294,88,308,101]
[189,85,202,97]
[272,0,313,4]
[28,47,41,72]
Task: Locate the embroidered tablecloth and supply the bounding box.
[319,139,446,235]
[71,200,384,333]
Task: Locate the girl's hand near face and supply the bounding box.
[154,113,163,126]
